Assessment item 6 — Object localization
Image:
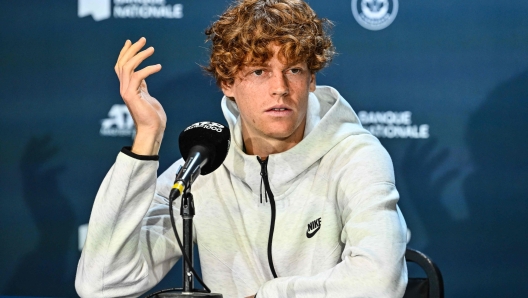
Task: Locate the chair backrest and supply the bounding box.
[403,248,444,298]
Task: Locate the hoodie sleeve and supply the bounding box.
[255,137,408,298]
[75,150,184,297]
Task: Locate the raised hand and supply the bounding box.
[115,37,166,155]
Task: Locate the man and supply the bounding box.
[76,0,408,297]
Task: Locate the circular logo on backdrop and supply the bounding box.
[351,0,398,31]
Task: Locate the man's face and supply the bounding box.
[221,44,316,147]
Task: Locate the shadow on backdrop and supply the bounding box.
[401,70,528,296]
[461,69,528,296]
[3,135,77,296]
[402,137,461,243]
[400,136,462,286]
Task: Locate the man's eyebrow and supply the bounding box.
[246,61,305,68]
[245,62,270,68]
[287,62,305,68]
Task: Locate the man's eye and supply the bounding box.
[253,69,264,76]
[290,68,301,74]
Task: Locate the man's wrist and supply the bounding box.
[131,131,163,155]
[121,147,159,161]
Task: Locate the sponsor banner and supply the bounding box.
[78,0,183,21]
[358,110,430,139]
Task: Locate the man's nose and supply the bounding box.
[270,72,289,97]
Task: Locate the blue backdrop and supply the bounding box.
[1,0,527,296]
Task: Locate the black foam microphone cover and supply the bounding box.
[178,121,231,175]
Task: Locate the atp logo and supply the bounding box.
[78,0,111,21]
[100,104,136,137]
[352,0,398,31]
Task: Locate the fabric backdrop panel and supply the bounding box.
[0,0,527,296]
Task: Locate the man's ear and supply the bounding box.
[221,80,235,98]
[309,73,316,92]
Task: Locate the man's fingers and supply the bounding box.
[117,39,132,62]
[120,37,147,64]
[116,37,147,74]
[121,64,162,100]
[130,64,162,87]
[122,46,156,75]
[114,38,161,101]
[115,39,132,75]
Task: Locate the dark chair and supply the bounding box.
[403,248,444,298]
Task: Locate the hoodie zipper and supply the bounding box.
[257,156,278,279]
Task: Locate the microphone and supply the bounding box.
[169,121,230,200]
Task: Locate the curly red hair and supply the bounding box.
[204,0,335,85]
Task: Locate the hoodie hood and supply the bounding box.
[221,85,369,199]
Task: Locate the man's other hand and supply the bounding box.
[114,37,166,155]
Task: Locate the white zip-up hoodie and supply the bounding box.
[76,86,408,298]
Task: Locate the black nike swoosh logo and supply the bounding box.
[306,225,321,238]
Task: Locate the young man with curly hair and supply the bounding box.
[76,0,408,297]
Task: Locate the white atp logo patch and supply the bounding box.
[100,104,136,138]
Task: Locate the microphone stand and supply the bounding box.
[150,187,222,298]
[181,190,196,293]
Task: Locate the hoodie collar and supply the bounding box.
[221,86,368,199]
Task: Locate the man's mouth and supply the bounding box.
[266,105,291,111]
[265,107,293,117]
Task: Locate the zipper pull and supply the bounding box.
[257,156,269,203]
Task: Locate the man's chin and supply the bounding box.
[262,126,302,141]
